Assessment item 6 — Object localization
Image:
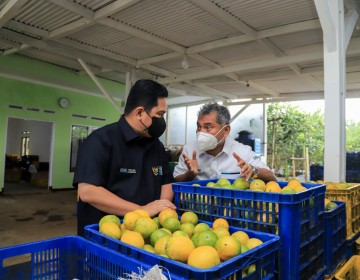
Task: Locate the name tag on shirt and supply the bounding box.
[120,168,136,174]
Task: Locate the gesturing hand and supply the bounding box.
[233,152,253,181]
[182,150,199,176]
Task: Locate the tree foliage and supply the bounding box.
[267,103,360,177]
[346,121,360,151]
[267,103,325,176]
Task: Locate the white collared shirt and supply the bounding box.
[173,137,269,180]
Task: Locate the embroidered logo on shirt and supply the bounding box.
[120,168,136,174]
[152,166,163,176]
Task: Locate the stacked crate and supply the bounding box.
[172,180,326,280]
[323,201,347,278]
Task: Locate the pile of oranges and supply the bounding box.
[98,209,263,270]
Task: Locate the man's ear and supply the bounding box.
[135,107,144,117]
[224,125,231,136]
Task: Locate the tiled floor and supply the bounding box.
[0,181,77,248]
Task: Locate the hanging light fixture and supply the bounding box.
[181,56,189,69]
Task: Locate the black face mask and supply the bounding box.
[147,116,167,138]
[141,111,167,138]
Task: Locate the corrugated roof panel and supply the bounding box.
[270,29,323,51]
[202,41,271,65]
[0,44,11,52]
[69,25,131,47]
[105,37,170,59]
[69,24,170,58]
[214,0,318,30]
[75,0,117,11]
[111,0,240,47]
[14,0,81,31]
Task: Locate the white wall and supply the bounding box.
[6,118,52,162]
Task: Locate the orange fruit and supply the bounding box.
[247,264,256,274]
[187,246,221,269]
[143,244,155,253]
[194,222,211,233]
[180,211,198,225]
[152,217,161,228]
[212,227,230,238]
[180,222,195,238]
[287,179,302,188]
[212,218,229,230]
[265,181,281,193]
[324,198,331,208]
[133,209,150,218]
[231,230,249,245]
[172,230,190,238]
[158,208,178,226]
[120,230,144,249]
[241,243,249,254]
[99,215,120,227]
[191,232,201,247]
[250,179,266,191]
[99,221,121,239]
[281,186,296,194]
[293,185,307,193]
[120,223,126,231]
[196,230,218,247]
[215,236,241,261]
[123,211,142,230]
[246,238,263,250]
[166,235,195,263]
[154,235,171,256]
[163,217,181,233]
[161,228,172,235]
[150,228,171,247]
[133,216,158,239]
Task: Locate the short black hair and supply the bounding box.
[124,79,168,115]
[198,103,231,125]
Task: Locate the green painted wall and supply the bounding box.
[0,56,125,191]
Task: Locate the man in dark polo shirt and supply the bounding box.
[73,79,175,236]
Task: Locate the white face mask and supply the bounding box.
[196,126,227,152]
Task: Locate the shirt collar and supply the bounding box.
[221,137,233,155]
[119,115,141,142]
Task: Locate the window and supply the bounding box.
[21,136,30,157]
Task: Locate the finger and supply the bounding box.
[192,150,197,160]
[233,152,241,161]
[182,153,189,161]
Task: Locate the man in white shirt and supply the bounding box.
[173,103,276,182]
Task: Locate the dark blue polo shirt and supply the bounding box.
[73,115,173,236]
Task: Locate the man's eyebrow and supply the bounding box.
[198,122,214,126]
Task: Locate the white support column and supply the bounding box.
[262,100,268,163]
[315,0,346,181]
[125,71,131,101]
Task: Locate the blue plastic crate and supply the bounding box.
[0,235,159,280]
[345,229,360,260]
[310,164,360,182]
[323,201,347,276]
[85,221,279,280]
[172,180,326,280]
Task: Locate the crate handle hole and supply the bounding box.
[3,253,31,267]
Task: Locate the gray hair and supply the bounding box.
[198,103,231,126]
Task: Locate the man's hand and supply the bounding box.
[141,199,176,217]
[182,150,199,176]
[233,152,253,181]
